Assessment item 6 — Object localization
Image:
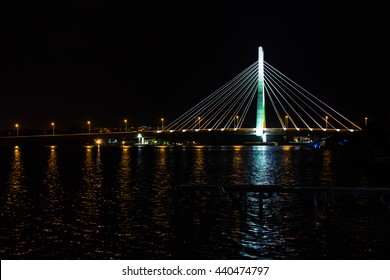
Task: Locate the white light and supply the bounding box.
[182,129,186,132]
[255,128,263,136]
[221,128,225,131]
[195,129,199,132]
[208,128,212,131]
[336,129,340,132]
[170,130,174,133]
[349,129,354,132]
[137,133,142,138]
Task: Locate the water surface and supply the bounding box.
[0,145,389,259]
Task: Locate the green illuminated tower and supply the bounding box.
[256,46,266,139]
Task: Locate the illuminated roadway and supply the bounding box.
[0,127,360,146]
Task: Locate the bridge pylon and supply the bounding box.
[255,46,266,141]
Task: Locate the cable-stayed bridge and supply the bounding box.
[164,46,362,142]
[0,46,363,146]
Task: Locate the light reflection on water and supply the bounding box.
[149,148,174,257]
[39,146,65,257]
[72,146,107,258]
[0,145,390,259]
[1,146,31,258]
[115,146,136,257]
[191,148,207,184]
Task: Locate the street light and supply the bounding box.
[198,116,201,129]
[51,122,55,135]
[87,121,91,134]
[124,119,128,132]
[325,116,328,130]
[285,115,289,129]
[15,124,19,136]
[364,116,368,127]
[235,115,239,129]
[161,118,164,130]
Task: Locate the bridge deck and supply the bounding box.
[0,126,361,146]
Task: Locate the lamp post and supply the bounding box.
[285,115,289,129]
[325,116,328,130]
[51,122,55,135]
[198,116,201,129]
[87,121,91,134]
[124,119,128,132]
[235,115,239,129]
[161,118,164,130]
[364,116,368,127]
[15,124,19,136]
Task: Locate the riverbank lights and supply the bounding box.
[124,119,128,132]
[87,121,91,134]
[51,122,55,135]
[15,124,19,136]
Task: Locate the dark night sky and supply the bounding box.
[0,1,388,131]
